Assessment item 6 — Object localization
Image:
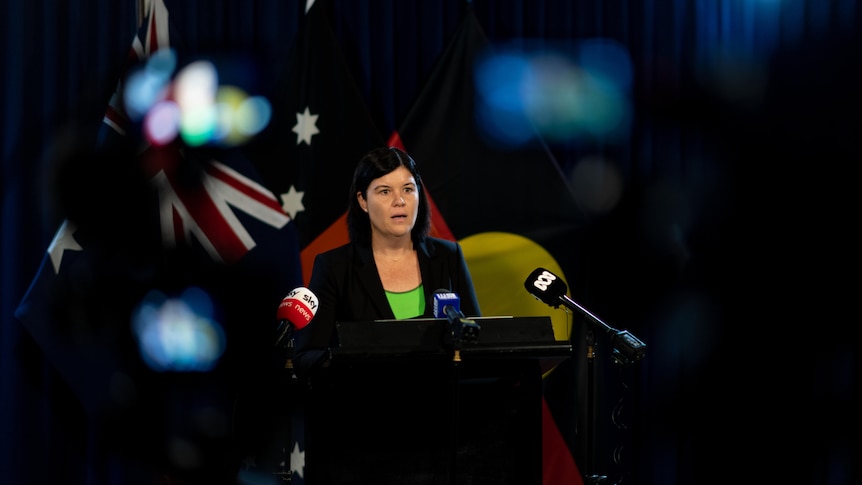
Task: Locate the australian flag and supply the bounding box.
[15,0,303,482]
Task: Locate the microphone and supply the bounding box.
[433,289,461,320]
[524,268,569,306]
[434,289,480,348]
[275,287,319,348]
[524,268,646,364]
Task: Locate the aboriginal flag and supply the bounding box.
[391,4,587,485]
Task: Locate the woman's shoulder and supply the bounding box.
[428,236,459,246]
[314,242,376,267]
[421,236,462,255]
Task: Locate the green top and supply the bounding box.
[385,284,425,320]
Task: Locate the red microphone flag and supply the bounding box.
[276,287,318,330]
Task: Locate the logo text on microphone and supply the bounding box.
[531,270,557,292]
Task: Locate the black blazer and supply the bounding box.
[293,236,481,374]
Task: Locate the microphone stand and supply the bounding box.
[272,324,299,482]
[279,328,298,372]
[449,354,460,485]
[584,328,605,484]
[443,314,480,484]
[555,293,646,484]
[557,294,646,366]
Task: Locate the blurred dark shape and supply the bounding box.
[38,124,291,483]
[632,28,861,484]
[49,122,162,264]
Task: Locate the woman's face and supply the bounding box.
[358,165,419,241]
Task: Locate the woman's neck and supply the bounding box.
[372,237,420,292]
[371,235,414,260]
[372,244,414,262]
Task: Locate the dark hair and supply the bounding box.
[347,146,431,246]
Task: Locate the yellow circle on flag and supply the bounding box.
[460,231,572,342]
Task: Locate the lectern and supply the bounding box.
[301,316,571,485]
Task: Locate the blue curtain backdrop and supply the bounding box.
[2,1,860,484]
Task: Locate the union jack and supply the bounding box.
[99,0,291,265]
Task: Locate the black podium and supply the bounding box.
[301,316,571,485]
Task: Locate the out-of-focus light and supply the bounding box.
[175,61,219,147]
[147,49,179,80]
[212,88,272,145]
[568,155,624,216]
[175,61,218,112]
[236,95,272,136]
[124,55,271,147]
[475,53,529,111]
[475,53,533,147]
[131,287,226,372]
[213,85,245,144]
[144,100,181,146]
[125,70,167,121]
[475,38,633,147]
[180,103,218,146]
[579,38,632,91]
[124,49,177,121]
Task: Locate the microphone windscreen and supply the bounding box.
[276,287,319,330]
[524,268,568,305]
[433,289,460,318]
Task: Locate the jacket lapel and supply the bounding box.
[416,239,445,317]
[352,244,395,319]
[352,239,447,320]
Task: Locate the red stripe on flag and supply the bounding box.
[206,162,284,212]
[147,11,160,54]
[182,182,249,264]
[300,213,349,286]
[542,397,584,485]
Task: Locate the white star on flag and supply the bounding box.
[292,107,320,146]
[47,220,82,274]
[290,441,305,479]
[280,185,306,219]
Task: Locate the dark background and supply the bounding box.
[2,1,859,484]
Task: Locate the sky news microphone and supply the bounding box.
[524,268,646,364]
[275,287,319,348]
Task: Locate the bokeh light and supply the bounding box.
[131,286,226,372]
[123,53,271,147]
[175,60,219,146]
[568,155,624,216]
[475,38,632,147]
[144,100,181,146]
[124,48,177,121]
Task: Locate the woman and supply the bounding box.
[293,146,481,374]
